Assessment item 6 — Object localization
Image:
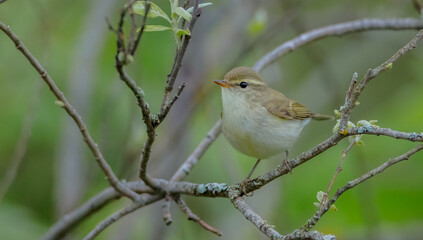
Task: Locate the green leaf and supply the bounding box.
[54,100,65,107]
[186,3,213,13]
[316,191,325,202]
[332,120,340,134]
[330,204,338,212]
[174,7,192,21]
[176,28,191,36]
[247,9,268,35]
[141,25,172,32]
[357,120,371,127]
[117,52,125,62]
[333,109,341,118]
[133,1,171,23]
[347,121,356,128]
[172,0,179,9]
[348,135,362,145]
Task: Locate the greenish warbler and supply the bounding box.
[214,67,332,182]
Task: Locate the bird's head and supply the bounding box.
[213,67,267,91]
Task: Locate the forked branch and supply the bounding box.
[0,21,139,201]
[302,144,423,231]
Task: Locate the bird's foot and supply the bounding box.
[240,178,254,196]
[282,159,293,174]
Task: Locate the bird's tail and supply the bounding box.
[311,113,334,121]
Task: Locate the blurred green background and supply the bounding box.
[1,0,423,239]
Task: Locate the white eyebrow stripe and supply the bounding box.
[229,79,266,86]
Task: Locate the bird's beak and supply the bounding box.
[213,79,230,88]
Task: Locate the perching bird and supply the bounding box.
[214,66,333,184]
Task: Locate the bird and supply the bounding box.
[214,66,333,186]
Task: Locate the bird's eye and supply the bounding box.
[239,81,248,88]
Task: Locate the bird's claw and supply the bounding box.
[283,159,293,174]
[240,178,254,197]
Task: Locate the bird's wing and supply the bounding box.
[262,89,312,120]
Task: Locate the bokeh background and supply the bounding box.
[1,0,423,239]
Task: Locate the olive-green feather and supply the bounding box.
[262,89,312,120]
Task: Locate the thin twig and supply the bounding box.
[172,119,222,182]
[231,197,283,239]
[131,1,150,55]
[159,0,201,120]
[253,18,423,72]
[338,72,358,128]
[180,0,191,30]
[115,65,157,189]
[319,142,355,212]
[345,72,358,103]
[0,21,139,201]
[302,144,423,231]
[156,82,186,127]
[82,194,162,240]
[127,0,138,53]
[340,29,423,129]
[42,181,153,240]
[347,126,423,142]
[111,2,158,190]
[174,195,222,236]
[282,230,337,240]
[161,119,221,223]
[162,196,173,225]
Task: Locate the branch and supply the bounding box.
[129,0,149,55]
[43,179,229,239]
[42,181,153,240]
[241,134,345,195]
[319,142,355,212]
[340,28,423,129]
[173,195,222,236]
[231,197,282,239]
[110,2,159,190]
[253,18,423,72]
[42,123,422,238]
[162,195,173,225]
[347,126,423,142]
[231,197,336,239]
[302,144,423,231]
[239,126,423,195]
[161,120,222,223]
[158,82,186,125]
[0,21,139,201]
[282,230,337,240]
[170,119,222,182]
[158,0,201,122]
[83,194,162,240]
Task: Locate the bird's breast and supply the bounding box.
[220,88,310,159]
